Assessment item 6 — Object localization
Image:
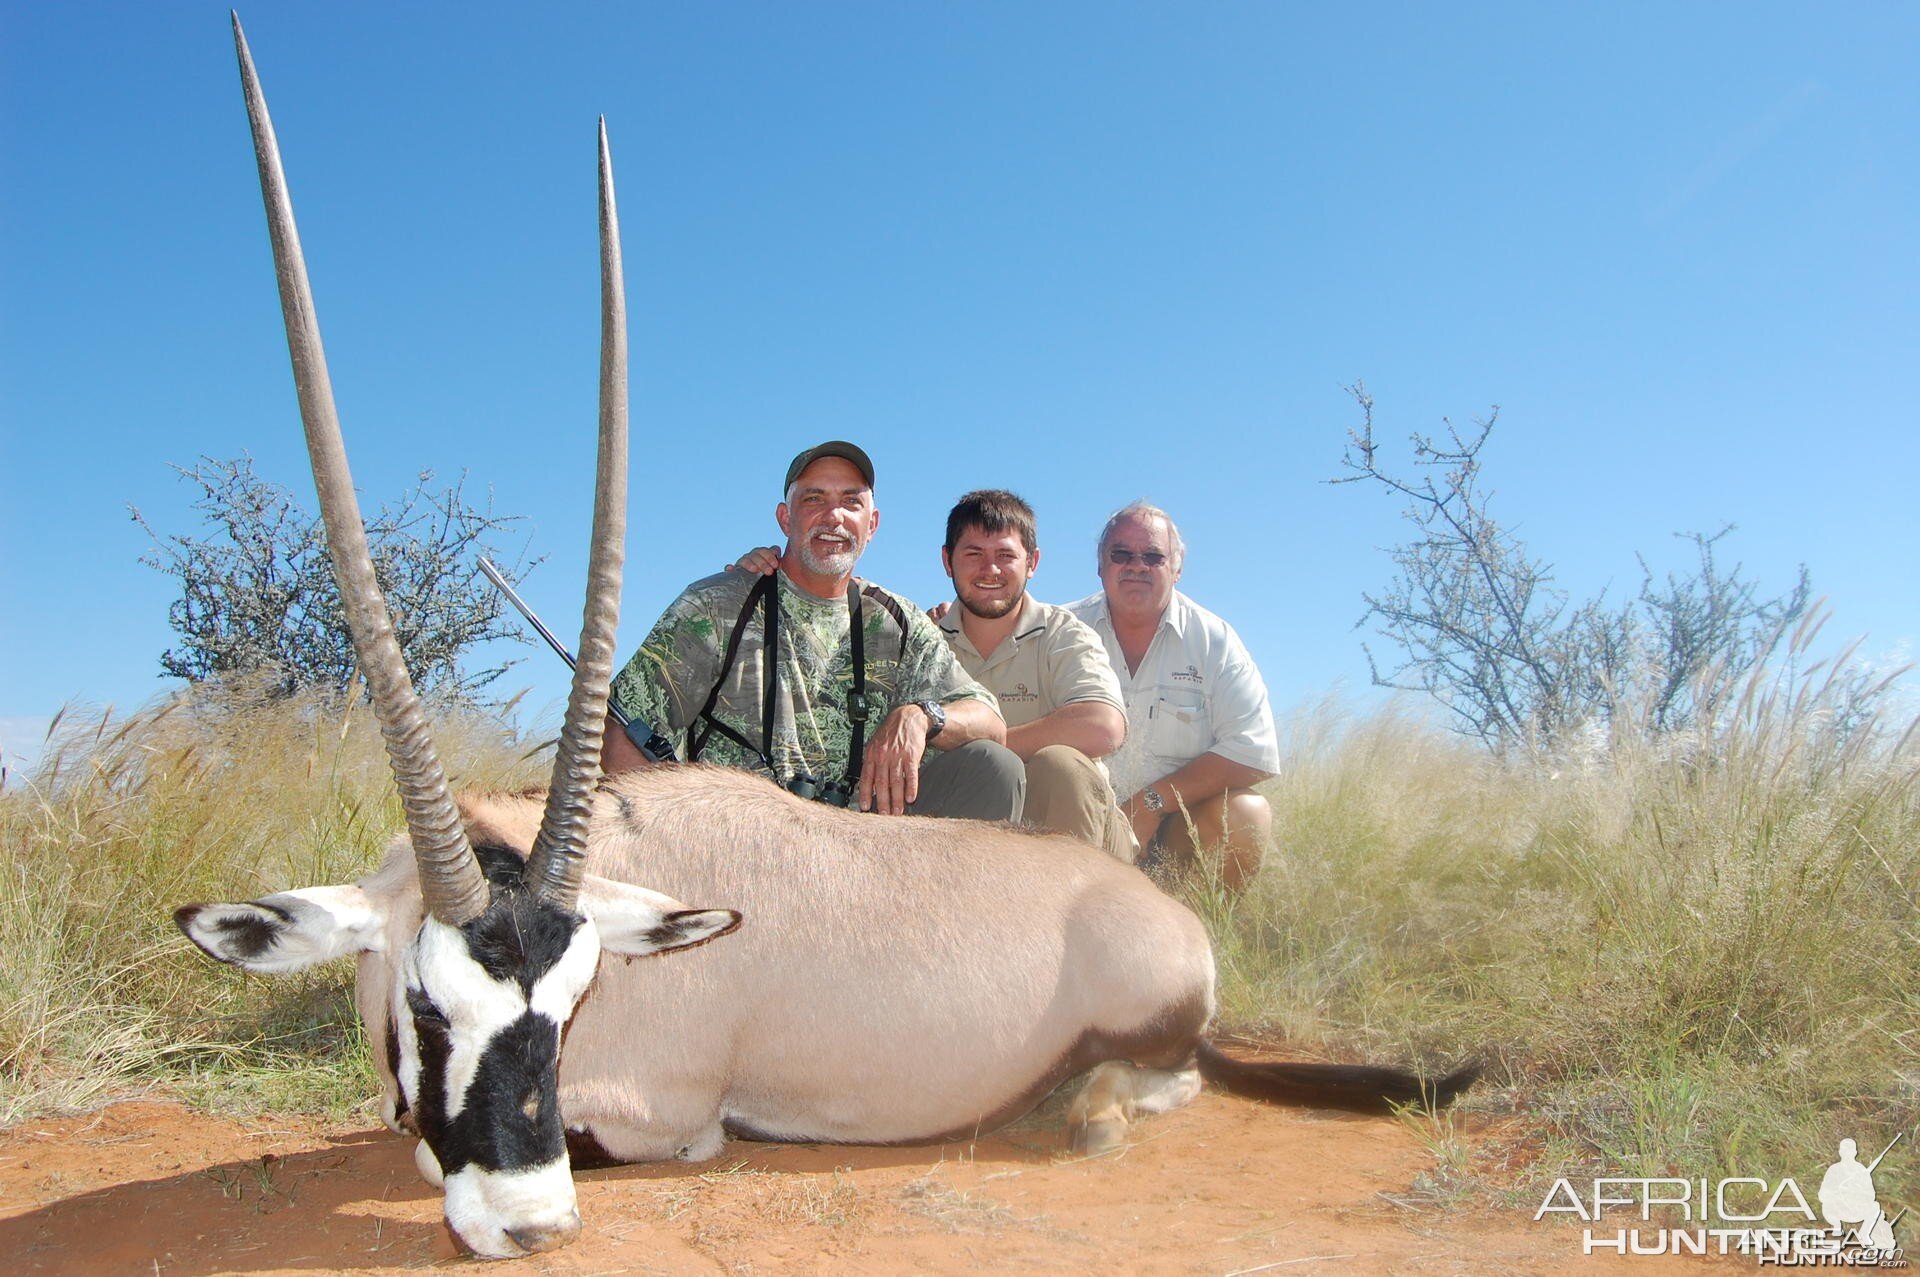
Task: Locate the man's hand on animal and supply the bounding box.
[859,704,932,813]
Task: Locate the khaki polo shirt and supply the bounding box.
[936,594,1123,729]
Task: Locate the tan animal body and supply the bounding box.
[366,769,1217,1161]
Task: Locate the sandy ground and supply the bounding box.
[0,1093,1722,1276]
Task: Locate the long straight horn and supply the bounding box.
[232,14,487,925]
[525,120,628,910]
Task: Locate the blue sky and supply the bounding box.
[3,3,1916,770]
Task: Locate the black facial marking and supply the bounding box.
[408,986,455,1153]
[413,1009,565,1177]
[471,842,532,889]
[402,849,589,1178]
[384,1013,409,1124]
[440,843,591,991]
[407,985,448,1027]
[470,886,585,993]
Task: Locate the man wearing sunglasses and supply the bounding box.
[1068,502,1279,889]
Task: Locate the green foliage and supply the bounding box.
[130,455,536,702]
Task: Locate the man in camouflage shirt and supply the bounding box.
[601,441,1022,821]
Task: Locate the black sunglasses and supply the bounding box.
[1107,548,1168,568]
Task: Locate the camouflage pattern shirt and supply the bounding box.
[609,570,998,786]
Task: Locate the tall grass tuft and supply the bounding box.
[0,676,544,1124]
[1191,623,1918,1209]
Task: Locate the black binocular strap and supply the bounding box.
[687,577,868,797]
[687,574,778,772]
[843,581,868,795]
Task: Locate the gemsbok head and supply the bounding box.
[175,17,739,1257]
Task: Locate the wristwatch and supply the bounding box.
[1140,786,1165,813]
[917,699,947,740]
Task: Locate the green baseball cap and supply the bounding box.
[784,441,875,493]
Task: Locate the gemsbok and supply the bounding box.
[176,17,1477,1259]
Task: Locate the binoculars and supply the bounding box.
[786,774,855,808]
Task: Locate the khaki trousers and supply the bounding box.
[906,740,1025,823]
[1022,744,1134,863]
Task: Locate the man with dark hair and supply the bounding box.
[602,442,1022,823]
[1069,501,1278,889]
[726,488,1130,858]
[935,490,1131,860]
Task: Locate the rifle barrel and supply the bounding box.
[479,557,630,728]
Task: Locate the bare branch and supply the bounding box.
[1331,390,1820,753]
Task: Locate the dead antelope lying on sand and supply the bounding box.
[176,18,1476,1260]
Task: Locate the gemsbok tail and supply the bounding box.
[1196,1040,1480,1111]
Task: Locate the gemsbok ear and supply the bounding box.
[580,877,742,957]
[175,886,388,974]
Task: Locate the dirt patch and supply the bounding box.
[0,1095,1716,1274]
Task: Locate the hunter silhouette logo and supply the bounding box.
[1820,1138,1902,1253]
[1535,1131,1908,1263]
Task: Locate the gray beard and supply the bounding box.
[797,539,859,578]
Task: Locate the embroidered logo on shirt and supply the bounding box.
[1002,682,1039,704]
[1170,664,1204,685]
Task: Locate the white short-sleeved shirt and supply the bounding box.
[1067,589,1280,800]
[936,594,1124,728]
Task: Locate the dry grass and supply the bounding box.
[1187,636,1919,1211]
[4,647,1914,1219]
[0,676,545,1123]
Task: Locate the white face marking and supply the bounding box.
[392,979,424,1123]
[415,1137,445,1187]
[442,1160,582,1259]
[407,919,529,1123]
[530,916,604,1024]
